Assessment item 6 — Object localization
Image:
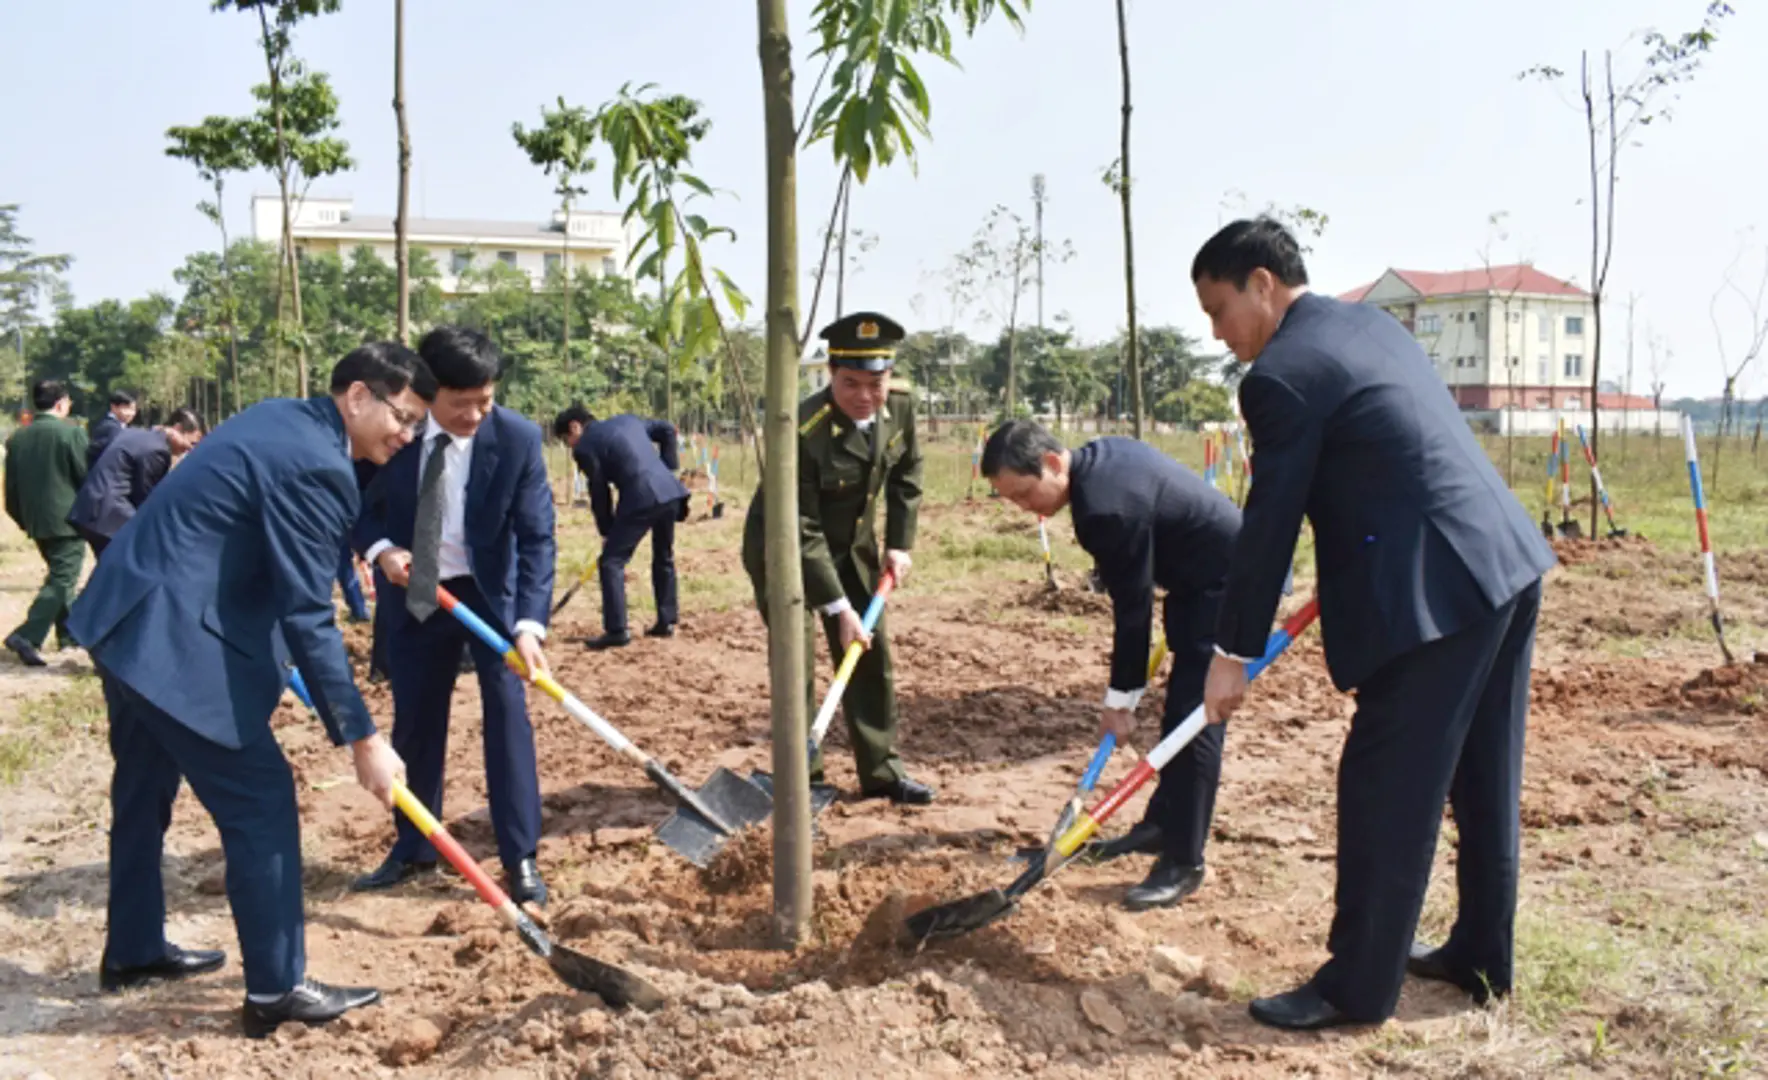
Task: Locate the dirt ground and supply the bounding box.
[1,508,1765,1078]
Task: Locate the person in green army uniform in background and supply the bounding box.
[742,311,934,805]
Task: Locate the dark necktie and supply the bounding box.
[407,432,452,621]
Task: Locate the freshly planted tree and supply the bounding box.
[165,116,255,413]
[513,98,599,376]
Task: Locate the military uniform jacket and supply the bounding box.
[744,383,923,608]
[4,415,88,540]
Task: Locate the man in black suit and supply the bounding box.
[984,421,1241,910]
[67,407,205,560]
[87,390,138,468]
[552,404,689,650]
[351,327,556,907]
[1193,218,1556,1030]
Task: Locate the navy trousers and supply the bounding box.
[385,576,541,870]
[1141,588,1227,866]
[597,498,682,635]
[1312,579,1541,1021]
[101,669,305,996]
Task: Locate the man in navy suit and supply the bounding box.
[984,421,1242,910]
[67,407,205,560]
[86,389,138,468]
[1193,219,1556,1030]
[351,327,557,906]
[67,343,431,1037]
[552,404,689,649]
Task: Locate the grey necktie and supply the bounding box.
[407,432,451,621]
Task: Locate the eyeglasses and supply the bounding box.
[370,389,425,435]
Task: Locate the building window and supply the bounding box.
[1468,311,1478,325]
[1565,315,1584,335]
[451,250,472,275]
[1563,353,1584,378]
[1538,315,1551,342]
[544,252,562,275]
[1427,352,1442,367]
[1417,313,1442,334]
[1565,395,1582,409]
[497,250,518,267]
[1537,360,1549,383]
[1453,312,1464,323]
[602,256,618,276]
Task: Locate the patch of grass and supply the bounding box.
[0,675,106,787]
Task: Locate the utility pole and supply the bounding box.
[1031,173,1046,332]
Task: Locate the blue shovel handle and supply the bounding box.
[1078,732,1116,793]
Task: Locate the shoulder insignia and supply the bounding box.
[799,402,833,437]
[888,377,914,394]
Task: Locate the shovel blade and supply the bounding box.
[653,768,774,867]
[549,945,667,1011]
[905,888,1019,942]
[1559,520,1584,539]
[748,770,840,816]
[711,502,726,519]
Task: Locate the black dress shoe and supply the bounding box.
[584,632,632,651]
[644,622,675,639]
[1248,983,1363,1031]
[1080,820,1164,863]
[508,858,548,908]
[349,854,437,892]
[5,634,46,668]
[242,978,381,1039]
[860,776,935,805]
[100,944,225,993]
[1122,856,1205,911]
[1407,941,1506,1004]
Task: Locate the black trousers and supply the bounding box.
[1312,579,1541,1021]
[1141,589,1225,866]
[598,498,682,635]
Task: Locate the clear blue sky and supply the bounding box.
[3,0,1762,398]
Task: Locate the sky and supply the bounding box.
[3,0,1764,399]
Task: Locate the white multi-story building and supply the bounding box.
[251,195,634,297]
[1338,264,1654,415]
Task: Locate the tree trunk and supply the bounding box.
[562,198,573,373]
[835,180,850,319]
[1713,376,1732,489]
[256,2,308,398]
[215,176,242,416]
[1005,247,1022,417]
[394,0,412,345]
[1115,0,1144,441]
[1583,49,1603,538]
[757,0,811,948]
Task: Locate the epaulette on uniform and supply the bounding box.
[799,401,834,437]
[887,377,914,395]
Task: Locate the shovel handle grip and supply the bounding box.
[809,575,896,746]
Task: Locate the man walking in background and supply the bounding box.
[4,379,89,667]
[68,407,205,560]
[87,390,137,467]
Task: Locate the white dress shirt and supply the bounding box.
[366,416,546,640]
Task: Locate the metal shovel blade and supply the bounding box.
[654,767,774,867]
[747,770,840,816]
[904,852,1049,943]
[549,945,668,1011]
[1558,519,1584,539]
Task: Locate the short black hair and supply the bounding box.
[108,390,136,408]
[165,407,204,434]
[1190,217,1310,289]
[551,403,594,438]
[31,379,67,412]
[329,341,436,401]
[981,419,1066,479]
[418,326,504,390]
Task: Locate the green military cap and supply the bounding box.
[821,311,904,372]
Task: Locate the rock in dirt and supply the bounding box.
[113,1052,145,1077]
[855,890,911,950]
[382,1016,450,1066]
[566,1008,612,1044]
[1079,990,1129,1036]
[519,1018,558,1052]
[1149,944,1206,982]
[454,928,501,965]
[426,903,493,937]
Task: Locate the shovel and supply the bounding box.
[747,573,898,820]
[1038,516,1058,591]
[707,444,726,519]
[284,670,665,1008]
[551,555,599,618]
[1574,424,1628,539]
[432,586,772,864]
[905,596,1320,943]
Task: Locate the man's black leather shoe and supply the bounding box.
[1407,940,1506,1004]
[5,634,46,668]
[349,854,437,892]
[1248,984,1364,1031]
[644,622,676,639]
[584,632,631,651]
[1122,856,1205,911]
[100,944,225,993]
[861,776,935,805]
[1081,820,1164,862]
[242,979,381,1039]
[508,858,548,907]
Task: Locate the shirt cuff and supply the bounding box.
[1213,645,1259,664]
[1103,687,1145,711]
[363,539,394,566]
[513,619,546,641]
[821,597,854,618]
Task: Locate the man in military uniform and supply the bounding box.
[741,312,932,805]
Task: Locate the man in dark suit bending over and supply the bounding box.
[67,407,206,560]
[68,344,430,1036]
[1194,218,1556,1030]
[985,420,1242,910]
[552,404,689,650]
